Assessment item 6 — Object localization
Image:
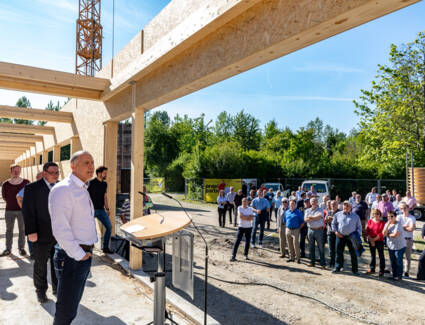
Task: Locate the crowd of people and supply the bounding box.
[219,184,425,281]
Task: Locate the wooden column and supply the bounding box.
[129,81,144,270]
[71,136,82,154]
[53,145,60,162]
[42,150,48,164]
[104,121,118,236]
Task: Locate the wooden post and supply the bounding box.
[129,81,144,270]
[42,150,48,164]
[104,121,118,236]
[53,145,60,162]
[71,136,82,154]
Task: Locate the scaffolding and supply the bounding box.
[75,0,102,76]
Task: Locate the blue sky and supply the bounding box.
[0,0,424,133]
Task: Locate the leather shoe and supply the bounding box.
[0,249,11,257]
[103,247,114,254]
[37,292,48,304]
[19,249,27,256]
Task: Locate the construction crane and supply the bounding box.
[75,0,102,76]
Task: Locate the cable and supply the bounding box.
[194,271,383,325]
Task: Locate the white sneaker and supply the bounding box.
[259,244,264,248]
[250,243,255,248]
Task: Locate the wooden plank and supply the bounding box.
[0,77,103,100]
[0,61,109,90]
[0,105,73,123]
[0,133,44,142]
[0,141,35,148]
[0,146,32,152]
[0,122,54,135]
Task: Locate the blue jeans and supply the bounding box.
[27,237,33,255]
[95,209,112,250]
[251,212,267,245]
[53,246,92,325]
[307,228,326,266]
[388,247,405,278]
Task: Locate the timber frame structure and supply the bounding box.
[0,0,421,269]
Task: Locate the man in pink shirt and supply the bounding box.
[404,190,417,212]
[377,193,394,222]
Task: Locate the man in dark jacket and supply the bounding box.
[22,162,59,303]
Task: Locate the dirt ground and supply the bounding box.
[150,194,425,325]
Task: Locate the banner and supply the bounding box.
[204,179,242,203]
[147,177,165,193]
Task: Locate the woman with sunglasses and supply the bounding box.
[365,209,386,276]
[383,211,406,281]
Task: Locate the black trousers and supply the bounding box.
[225,203,234,224]
[417,249,425,280]
[232,227,252,257]
[335,236,358,272]
[218,208,226,227]
[369,240,385,273]
[33,241,58,294]
[300,225,308,257]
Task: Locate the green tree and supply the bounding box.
[232,110,261,150]
[354,32,425,177]
[38,100,62,125]
[10,96,33,125]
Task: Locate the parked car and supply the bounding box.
[263,182,284,193]
[301,180,330,202]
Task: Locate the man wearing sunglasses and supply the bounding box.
[22,162,60,304]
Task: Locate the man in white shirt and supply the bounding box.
[49,151,97,325]
[397,202,416,277]
[230,198,254,261]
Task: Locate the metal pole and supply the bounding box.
[154,241,166,325]
[411,150,415,197]
[377,179,381,194]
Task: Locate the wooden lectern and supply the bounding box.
[120,211,191,325]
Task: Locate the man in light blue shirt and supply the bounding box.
[331,201,362,274]
[305,198,325,268]
[250,190,270,248]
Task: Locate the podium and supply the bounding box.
[120,211,191,325]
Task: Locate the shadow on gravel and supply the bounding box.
[0,255,30,301]
[143,252,289,325]
[41,302,127,324]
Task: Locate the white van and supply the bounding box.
[301,180,330,202]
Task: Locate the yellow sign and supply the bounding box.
[204,179,242,203]
[147,177,165,193]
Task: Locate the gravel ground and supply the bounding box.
[150,193,425,325]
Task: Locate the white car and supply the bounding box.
[301,180,330,202]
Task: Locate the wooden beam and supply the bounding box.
[104,121,118,236]
[0,141,35,148]
[0,61,110,100]
[101,0,420,119]
[129,83,144,270]
[0,105,73,123]
[0,123,54,135]
[0,133,44,142]
[0,146,32,152]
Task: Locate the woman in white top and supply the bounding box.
[230,198,254,261]
[217,190,227,227]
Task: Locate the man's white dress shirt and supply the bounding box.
[49,173,97,261]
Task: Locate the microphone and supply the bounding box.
[161,192,209,325]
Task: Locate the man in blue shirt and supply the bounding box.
[284,199,304,263]
[264,188,274,230]
[250,190,270,248]
[331,201,362,274]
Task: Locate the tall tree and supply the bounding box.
[38,100,62,125]
[12,96,33,125]
[232,110,261,150]
[354,32,425,174]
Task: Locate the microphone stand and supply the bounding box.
[162,192,209,325]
